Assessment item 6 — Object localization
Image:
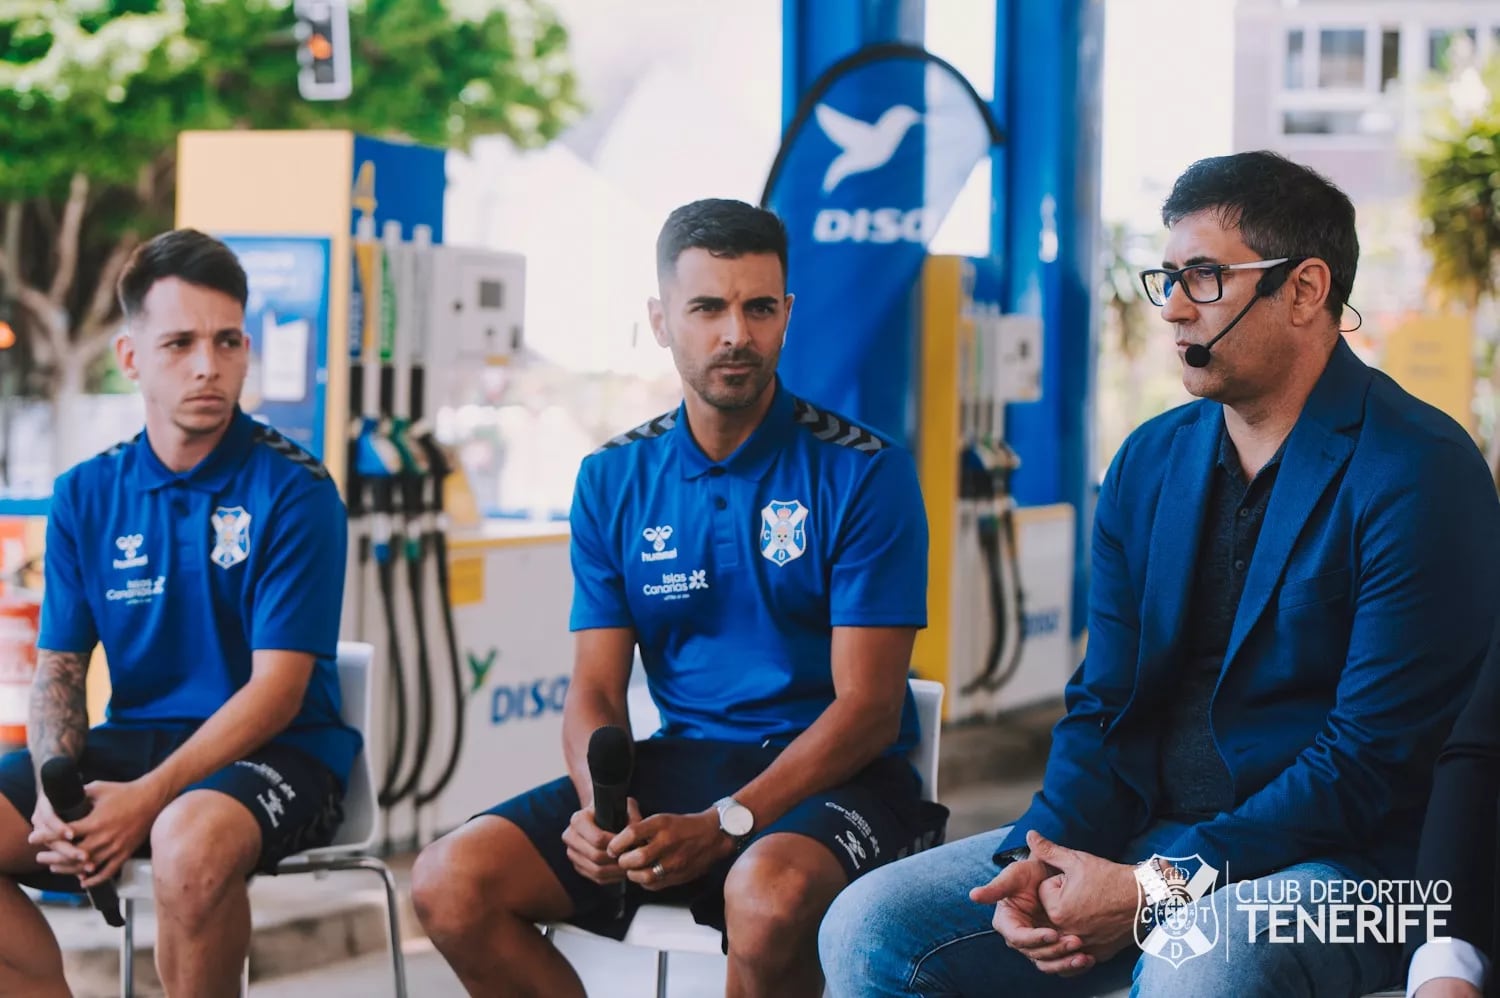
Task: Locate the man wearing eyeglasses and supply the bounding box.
[819,150,1500,997]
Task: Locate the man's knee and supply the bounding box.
[724,838,844,957]
[1131,912,1304,998]
[817,880,863,968]
[412,832,488,942]
[820,861,889,943]
[412,817,561,945]
[149,794,258,920]
[818,865,905,974]
[0,793,40,875]
[1133,938,1310,998]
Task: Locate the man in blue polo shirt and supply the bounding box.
[412,198,947,997]
[0,229,357,997]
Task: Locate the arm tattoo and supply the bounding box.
[28,649,90,770]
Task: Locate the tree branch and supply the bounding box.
[0,202,21,293]
[77,319,122,368]
[78,230,138,342]
[136,160,154,205]
[137,152,176,218]
[32,197,57,244]
[47,172,89,306]
[0,240,53,324]
[0,263,67,367]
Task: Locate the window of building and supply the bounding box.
[1380,29,1400,91]
[1285,29,1306,90]
[1282,109,1366,135]
[1429,27,1478,72]
[1318,28,1366,88]
[1275,20,1412,140]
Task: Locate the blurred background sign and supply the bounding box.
[1381,313,1476,435]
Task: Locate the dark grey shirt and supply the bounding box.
[1156,421,1282,821]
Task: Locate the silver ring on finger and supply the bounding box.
[651,861,667,881]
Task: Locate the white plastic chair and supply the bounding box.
[547,678,946,998]
[114,641,408,997]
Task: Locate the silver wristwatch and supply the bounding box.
[713,796,754,844]
[1133,858,1173,906]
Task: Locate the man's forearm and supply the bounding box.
[733,696,898,830]
[28,649,90,777]
[147,674,304,798]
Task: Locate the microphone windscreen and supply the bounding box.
[586,725,633,785]
[39,757,87,812]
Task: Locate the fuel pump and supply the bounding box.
[408,226,467,839]
[347,218,412,829]
[378,222,436,839]
[915,258,1069,722]
[958,303,1026,697]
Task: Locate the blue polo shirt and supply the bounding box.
[570,382,928,754]
[38,409,361,786]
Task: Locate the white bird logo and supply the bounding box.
[815,103,922,194]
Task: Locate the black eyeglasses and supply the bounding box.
[1138,257,1304,307]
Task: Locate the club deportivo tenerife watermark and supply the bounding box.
[1132,854,1453,969]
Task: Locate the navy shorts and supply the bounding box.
[0,724,343,892]
[481,736,950,944]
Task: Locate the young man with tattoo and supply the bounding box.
[0,229,358,997]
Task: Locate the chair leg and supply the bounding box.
[120,897,135,998]
[355,857,409,998]
[277,856,408,997]
[655,949,668,998]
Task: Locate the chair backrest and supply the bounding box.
[907,679,944,803]
[329,641,377,851]
[628,677,945,803]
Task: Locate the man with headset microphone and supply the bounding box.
[820,150,1500,997]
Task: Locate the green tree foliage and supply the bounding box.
[1413,63,1500,481]
[1415,84,1500,311]
[0,0,580,412]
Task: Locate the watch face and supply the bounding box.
[721,802,754,837]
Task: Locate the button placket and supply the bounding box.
[711,472,738,567]
[170,485,204,577]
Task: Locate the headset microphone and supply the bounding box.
[1183,262,1296,369]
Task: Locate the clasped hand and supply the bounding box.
[29,777,171,888]
[562,798,734,891]
[969,829,1141,977]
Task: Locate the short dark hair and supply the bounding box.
[1161,151,1357,320]
[117,228,248,319]
[655,199,789,286]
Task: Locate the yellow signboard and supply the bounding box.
[1381,315,1475,434]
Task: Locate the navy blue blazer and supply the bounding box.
[1000,339,1500,883]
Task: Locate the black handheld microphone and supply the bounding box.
[586,725,634,918]
[39,757,124,928]
[1184,264,1296,369]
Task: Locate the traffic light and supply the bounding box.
[295,0,352,101]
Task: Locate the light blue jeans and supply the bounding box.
[818,824,1403,998]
